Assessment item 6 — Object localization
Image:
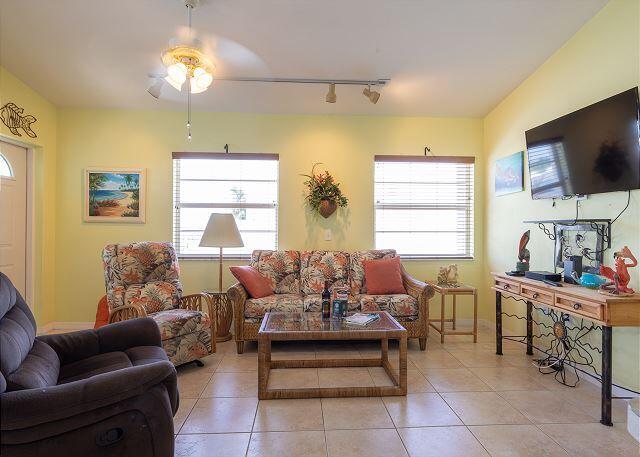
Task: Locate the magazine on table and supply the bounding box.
[344,313,380,326]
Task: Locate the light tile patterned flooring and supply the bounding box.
[174,325,639,457]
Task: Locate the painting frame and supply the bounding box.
[84,168,146,223]
[495,151,524,196]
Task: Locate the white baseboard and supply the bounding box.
[39,321,94,334]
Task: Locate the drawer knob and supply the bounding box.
[573,303,582,310]
[503,284,510,290]
[532,292,539,299]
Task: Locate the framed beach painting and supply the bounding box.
[84,168,146,223]
[495,151,524,196]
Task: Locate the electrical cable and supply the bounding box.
[611,190,631,224]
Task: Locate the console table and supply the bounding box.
[492,272,640,426]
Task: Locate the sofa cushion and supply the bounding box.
[151,309,211,341]
[124,281,180,313]
[350,249,397,295]
[251,250,301,294]
[303,294,361,313]
[364,257,406,295]
[5,339,60,391]
[359,294,418,319]
[230,265,274,298]
[245,294,304,318]
[300,250,350,294]
[59,351,132,384]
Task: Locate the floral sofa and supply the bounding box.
[103,242,215,366]
[228,249,434,353]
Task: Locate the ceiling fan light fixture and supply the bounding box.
[325,83,337,103]
[147,78,165,99]
[166,62,188,86]
[191,67,213,93]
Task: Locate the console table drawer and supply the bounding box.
[521,284,553,305]
[494,278,520,294]
[555,294,603,321]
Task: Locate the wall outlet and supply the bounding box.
[324,229,332,241]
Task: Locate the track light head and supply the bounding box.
[363,85,380,104]
[326,83,337,103]
[147,78,165,99]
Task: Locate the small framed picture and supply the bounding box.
[495,151,524,196]
[84,168,146,223]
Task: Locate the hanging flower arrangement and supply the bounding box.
[301,163,349,218]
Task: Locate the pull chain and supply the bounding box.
[187,84,192,140]
[186,2,193,141]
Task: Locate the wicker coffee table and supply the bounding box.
[258,311,407,399]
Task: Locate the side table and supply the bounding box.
[427,282,478,343]
[203,290,233,342]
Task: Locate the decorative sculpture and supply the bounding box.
[437,264,459,287]
[516,230,531,272]
[599,246,637,295]
[0,102,37,138]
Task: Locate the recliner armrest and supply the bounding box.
[38,318,161,365]
[0,360,176,431]
[97,317,162,353]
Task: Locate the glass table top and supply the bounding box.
[260,312,404,333]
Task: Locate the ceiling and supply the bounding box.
[0,0,607,117]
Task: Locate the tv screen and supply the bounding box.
[526,87,640,199]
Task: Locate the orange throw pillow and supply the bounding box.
[364,257,406,295]
[230,266,274,298]
[94,295,109,329]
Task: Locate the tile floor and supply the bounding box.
[173,325,640,457]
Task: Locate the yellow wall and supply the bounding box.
[0,67,57,325]
[55,110,484,322]
[483,0,640,390]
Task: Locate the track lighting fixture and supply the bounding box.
[325,83,337,103]
[363,85,381,104]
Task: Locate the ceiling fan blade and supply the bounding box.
[169,25,268,74]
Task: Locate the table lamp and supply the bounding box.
[199,213,244,292]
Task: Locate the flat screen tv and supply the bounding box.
[526,87,640,199]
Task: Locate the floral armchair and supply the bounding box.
[102,242,215,366]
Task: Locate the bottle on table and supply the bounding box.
[322,280,331,320]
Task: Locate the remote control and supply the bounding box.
[543,279,562,287]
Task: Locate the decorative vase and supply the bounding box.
[319,199,337,218]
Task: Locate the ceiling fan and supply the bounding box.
[149,0,390,140]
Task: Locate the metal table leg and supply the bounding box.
[601,326,613,426]
[496,291,503,355]
[526,301,533,356]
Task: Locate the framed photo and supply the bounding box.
[495,151,524,196]
[84,168,146,223]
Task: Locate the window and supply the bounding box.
[0,153,12,177]
[374,155,474,258]
[173,152,278,257]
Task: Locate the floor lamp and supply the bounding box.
[199,213,244,341]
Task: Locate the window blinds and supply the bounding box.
[172,152,279,257]
[374,155,475,258]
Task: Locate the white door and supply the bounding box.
[0,141,28,297]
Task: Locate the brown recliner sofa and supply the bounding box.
[0,273,178,457]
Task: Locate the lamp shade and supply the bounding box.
[199,213,244,248]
